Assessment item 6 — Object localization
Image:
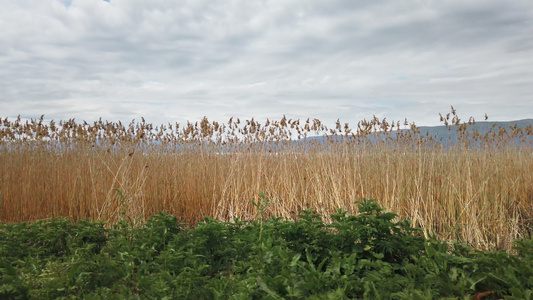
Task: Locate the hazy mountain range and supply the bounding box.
[304,119,533,147]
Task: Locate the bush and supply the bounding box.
[1,198,532,299]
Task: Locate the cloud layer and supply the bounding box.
[1,0,532,126]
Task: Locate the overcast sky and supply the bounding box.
[1,0,532,128]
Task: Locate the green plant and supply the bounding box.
[2,197,533,298]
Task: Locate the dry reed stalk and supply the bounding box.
[0,109,531,250]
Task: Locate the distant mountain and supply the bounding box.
[303,119,533,147]
[415,118,533,139]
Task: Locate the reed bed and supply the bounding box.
[1,108,532,250]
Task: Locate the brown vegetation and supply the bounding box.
[1,108,532,250]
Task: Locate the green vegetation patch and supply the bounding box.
[1,198,532,299]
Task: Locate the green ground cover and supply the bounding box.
[1,198,532,299]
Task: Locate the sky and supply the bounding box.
[1,0,532,128]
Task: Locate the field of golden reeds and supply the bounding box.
[1,108,532,250]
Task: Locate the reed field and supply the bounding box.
[1,108,532,251]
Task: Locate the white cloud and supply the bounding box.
[1,0,532,127]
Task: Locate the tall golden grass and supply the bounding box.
[1,108,532,250]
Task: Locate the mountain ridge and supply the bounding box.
[303,118,533,146]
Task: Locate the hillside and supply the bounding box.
[304,119,533,147]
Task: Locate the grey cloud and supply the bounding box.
[0,0,532,127]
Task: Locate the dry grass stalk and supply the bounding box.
[0,108,532,250]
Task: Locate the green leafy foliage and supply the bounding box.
[1,198,532,299]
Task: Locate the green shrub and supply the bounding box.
[1,198,532,299]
